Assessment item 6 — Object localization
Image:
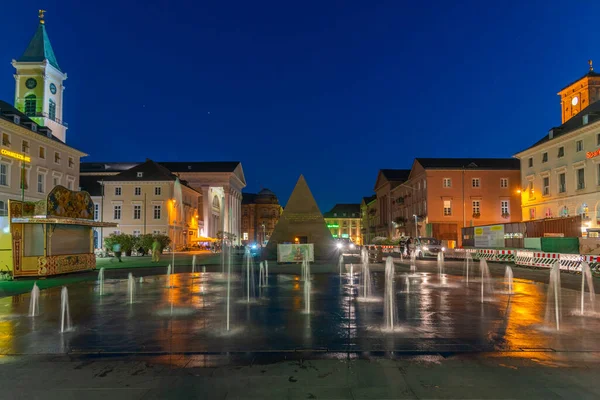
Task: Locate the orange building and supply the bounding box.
[241,189,282,245]
[392,158,521,247]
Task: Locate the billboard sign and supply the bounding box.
[474,225,505,248]
[277,243,314,262]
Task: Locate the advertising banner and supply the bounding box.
[474,225,505,248]
[277,244,314,262]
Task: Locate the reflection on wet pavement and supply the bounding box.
[0,267,599,361]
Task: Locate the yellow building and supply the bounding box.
[323,204,362,244]
[515,61,600,237]
[97,159,201,249]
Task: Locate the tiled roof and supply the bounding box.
[102,159,178,182]
[518,100,600,154]
[362,195,376,205]
[78,175,103,197]
[323,204,361,218]
[159,162,240,173]
[416,158,520,170]
[17,23,61,71]
[380,169,411,182]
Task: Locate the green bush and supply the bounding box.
[153,234,171,252]
[134,234,155,252]
[103,233,136,253]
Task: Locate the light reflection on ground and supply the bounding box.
[0,264,598,361]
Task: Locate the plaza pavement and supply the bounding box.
[1,352,599,399]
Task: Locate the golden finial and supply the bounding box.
[38,9,46,25]
[589,59,594,72]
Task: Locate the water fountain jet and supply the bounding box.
[60,286,71,333]
[127,273,135,304]
[98,267,105,295]
[580,262,596,315]
[29,282,40,317]
[383,257,397,331]
[504,266,514,295]
[544,261,562,330]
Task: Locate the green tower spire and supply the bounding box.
[17,10,62,72]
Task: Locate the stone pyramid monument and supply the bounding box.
[265,175,334,260]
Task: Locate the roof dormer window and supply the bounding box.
[137,172,143,178]
[13,116,20,125]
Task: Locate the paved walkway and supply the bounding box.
[2,352,599,399]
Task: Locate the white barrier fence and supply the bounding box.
[444,248,600,273]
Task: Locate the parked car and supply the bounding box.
[335,238,356,251]
[413,237,445,259]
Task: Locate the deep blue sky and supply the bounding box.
[1,1,599,211]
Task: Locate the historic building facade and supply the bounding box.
[393,158,521,247]
[372,169,410,239]
[323,204,362,244]
[93,159,201,248]
[241,189,282,245]
[360,195,377,244]
[1,13,85,216]
[515,62,600,237]
[80,161,245,246]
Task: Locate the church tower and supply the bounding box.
[557,60,600,124]
[12,10,68,143]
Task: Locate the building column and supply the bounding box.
[201,186,210,237]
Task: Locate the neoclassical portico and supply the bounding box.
[161,162,246,244]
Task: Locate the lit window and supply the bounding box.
[543,176,549,195]
[558,173,566,193]
[24,94,36,116]
[0,163,8,186]
[443,200,452,216]
[501,200,509,215]
[560,206,568,217]
[115,187,122,196]
[155,187,161,196]
[48,99,56,121]
[37,173,44,193]
[113,205,121,220]
[133,205,141,220]
[134,187,141,196]
[545,208,552,218]
[576,140,584,152]
[153,205,161,219]
[557,146,564,158]
[542,152,548,163]
[443,178,451,188]
[500,178,508,188]
[472,178,480,188]
[576,168,585,190]
[472,200,480,215]
[529,208,536,220]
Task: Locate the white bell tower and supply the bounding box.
[12,10,68,143]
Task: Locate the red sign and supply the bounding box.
[587,148,600,159]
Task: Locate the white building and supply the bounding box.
[80,161,246,246]
[515,63,600,237]
[1,13,85,215]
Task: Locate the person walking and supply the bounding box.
[112,242,122,263]
[152,238,161,263]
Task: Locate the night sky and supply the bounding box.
[1,1,599,211]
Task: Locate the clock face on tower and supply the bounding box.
[25,78,37,89]
[572,96,579,106]
[49,83,57,94]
